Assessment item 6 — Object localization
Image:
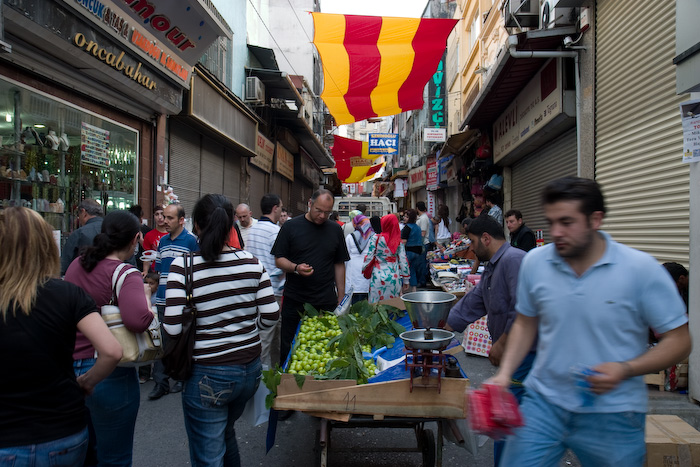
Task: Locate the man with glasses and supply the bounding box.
[272,189,350,366]
[60,199,103,275]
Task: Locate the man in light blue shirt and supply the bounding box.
[246,193,285,369]
[490,177,690,466]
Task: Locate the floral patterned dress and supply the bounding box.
[363,234,410,303]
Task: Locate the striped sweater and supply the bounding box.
[163,250,279,365]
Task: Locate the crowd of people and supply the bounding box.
[0,177,692,466]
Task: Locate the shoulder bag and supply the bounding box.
[162,252,197,381]
[362,237,380,279]
[100,263,163,367]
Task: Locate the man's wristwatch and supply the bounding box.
[294,264,299,274]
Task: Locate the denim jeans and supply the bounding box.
[0,427,88,467]
[151,305,171,391]
[182,359,262,467]
[494,350,535,466]
[500,389,646,466]
[405,250,422,287]
[73,358,140,467]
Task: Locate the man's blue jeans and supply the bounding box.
[0,427,88,466]
[406,250,423,287]
[500,389,646,466]
[182,358,262,467]
[74,358,140,466]
[494,350,535,466]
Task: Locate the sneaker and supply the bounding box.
[171,381,184,393]
[139,376,148,384]
[148,385,169,400]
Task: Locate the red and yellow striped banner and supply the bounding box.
[332,135,383,182]
[313,13,458,126]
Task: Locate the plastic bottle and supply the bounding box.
[570,364,599,407]
[333,285,354,316]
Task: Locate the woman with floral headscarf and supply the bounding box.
[344,214,374,304]
[363,214,409,302]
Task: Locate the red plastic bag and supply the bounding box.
[468,384,523,440]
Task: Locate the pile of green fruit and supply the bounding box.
[263,301,405,407]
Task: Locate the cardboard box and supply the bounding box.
[646,415,700,466]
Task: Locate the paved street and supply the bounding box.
[133,352,585,466]
[133,353,498,466]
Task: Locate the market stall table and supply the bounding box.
[273,307,471,466]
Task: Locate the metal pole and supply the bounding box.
[507,36,583,176]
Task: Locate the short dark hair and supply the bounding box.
[129,204,143,218]
[310,188,333,203]
[663,262,688,282]
[542,177,606,217]
[356,203,367,214]
[416,201,426,212]
[464,215,505,240]
[281,207,288,214]
[153,205,164,213]
[485,191,500,205]
[260,193,281,216]
[173,203,186,219]
[144,272,159,282]
[505,209,522,220]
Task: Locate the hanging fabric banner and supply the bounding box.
[312,13,458,125]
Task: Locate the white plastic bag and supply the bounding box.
[241,380,270,426]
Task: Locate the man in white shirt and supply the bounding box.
[245,194,285,368]
[235,203,258,247]
[415,201,431,287]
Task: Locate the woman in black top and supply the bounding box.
[0,207,121,466]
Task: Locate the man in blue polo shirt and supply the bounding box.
[149,203,198,400]
[489,177,690,466]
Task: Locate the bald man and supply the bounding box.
[235,203,258,247]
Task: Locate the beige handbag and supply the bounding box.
[101,263,163,367]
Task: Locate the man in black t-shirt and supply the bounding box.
[272,188,350,364]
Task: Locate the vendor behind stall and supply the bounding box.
[445,215,535,467]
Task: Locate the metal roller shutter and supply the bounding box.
[169,121,200,217]
[223,147,241,206]
[511,129,577,243]
[595,0,689,264]
[249,166,267,213]
[201,137,225,196]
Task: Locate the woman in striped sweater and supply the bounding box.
[164,194,279,467]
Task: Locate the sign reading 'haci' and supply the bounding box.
[73,32,157,90]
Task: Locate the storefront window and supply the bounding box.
[0,77,138,245]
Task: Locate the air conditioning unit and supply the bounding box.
[540,0,576,29]
[504,0,540,28]
[245,76,265,104]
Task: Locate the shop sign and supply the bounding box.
[423,128,447,142]
[114,0,229,66]
[368,133,398,155]
[493,59,562,162]
[680,99,700,163]
[408,165,426,190]
[429,53,446,127]
[276,142,294,182]
[68,0,192,85]
[426,157,438,191]
[297,148,318,184]
[81,122,110,168]
[73,32,158,91]
[438,154,455,184]
[251,132,274,173]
